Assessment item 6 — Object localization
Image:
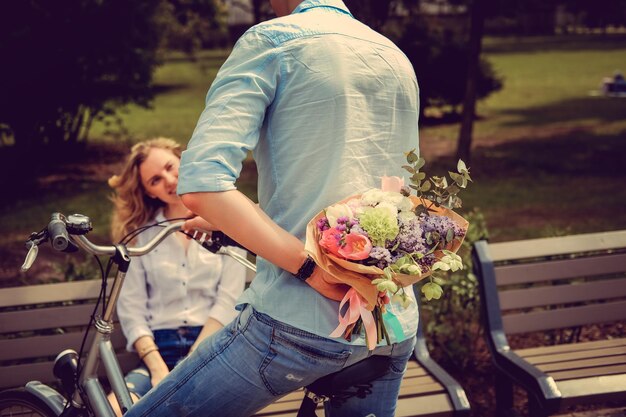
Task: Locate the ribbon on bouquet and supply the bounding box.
[329,288,377,350]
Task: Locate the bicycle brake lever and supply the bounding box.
[21,242,39,272]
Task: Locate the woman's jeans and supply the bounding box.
[125,304,417,417]
[125,326,202,397]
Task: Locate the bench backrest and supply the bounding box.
[473,230,626,336]
[0,279,136,390]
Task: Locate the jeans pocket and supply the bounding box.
[260,327,351,395]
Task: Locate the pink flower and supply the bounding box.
[319,227,343,257]
[381,176,404,193]
[338,233,372,260]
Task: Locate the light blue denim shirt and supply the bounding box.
[178,0,420,345]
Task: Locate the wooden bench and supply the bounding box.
[0,279,471,416]
[0,279,136,390]
[473,230,626,417]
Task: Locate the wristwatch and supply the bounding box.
[293,255,316,281]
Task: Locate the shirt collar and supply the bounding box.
[292,0,353,17]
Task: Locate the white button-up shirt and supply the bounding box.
[116,211,247,351]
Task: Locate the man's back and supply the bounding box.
[251,3,420,237]
[180,0,420,339]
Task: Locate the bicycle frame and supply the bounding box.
[23,220,189,417]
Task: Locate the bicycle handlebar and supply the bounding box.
[72,221,185,257]
[49,213,71,251]
[21,213,256,273]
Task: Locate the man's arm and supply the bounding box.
[181,190,307,275]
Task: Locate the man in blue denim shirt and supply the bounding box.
[126,1,420,416]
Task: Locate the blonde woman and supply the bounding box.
[106,138,247,416]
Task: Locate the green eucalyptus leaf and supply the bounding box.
[446,228,454,243]
[406,151,418,164]
[446,184,460,195]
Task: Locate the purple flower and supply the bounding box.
[317,217,330,231]
[419,213,465,248]
[394,217,427,254]
[369,246,392,269]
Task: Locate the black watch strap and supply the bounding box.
[293,255,316,281]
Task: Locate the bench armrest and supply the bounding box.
[413,343,471,415]
[488,333,561,402]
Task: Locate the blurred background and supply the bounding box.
[1,1,625,415]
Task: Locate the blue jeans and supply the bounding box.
[125,305,416,417]
[125,326,202,398]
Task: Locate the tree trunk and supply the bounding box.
[456,0,486,165]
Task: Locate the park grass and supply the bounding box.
[424,34,626,141]
[3,35,626,249]
[90,49,231,144]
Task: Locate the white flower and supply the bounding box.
[325,203,353,227]
[375,202,398,219]
[381,191,404,207]
[397,196,414,212]
[360,189,385,206]
[398,211,417,222]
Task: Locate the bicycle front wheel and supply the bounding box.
[0,388,59,417]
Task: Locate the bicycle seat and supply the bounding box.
[297,355,391,417]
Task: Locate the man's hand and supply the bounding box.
[182,216,217,239]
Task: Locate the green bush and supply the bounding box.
[419,208,489,369]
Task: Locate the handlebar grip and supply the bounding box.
[48,213,70,251]
[213,231,241,248]
[200,231,247,254]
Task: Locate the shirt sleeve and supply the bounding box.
[207,248,248,326]
[178,29,280,195]
[116,254,154,351]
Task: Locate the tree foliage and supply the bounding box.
[394,16,502,117]
[0,0,225,151]
[0,1,167,150]
[161,0,229,52]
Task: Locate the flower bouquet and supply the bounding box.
[304,150,471,349]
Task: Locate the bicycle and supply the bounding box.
[0,212,390,417]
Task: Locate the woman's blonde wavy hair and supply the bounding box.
[108,138,182,243]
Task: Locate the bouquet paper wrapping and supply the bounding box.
[305,195,469,311]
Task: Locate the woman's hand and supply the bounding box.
[149,365,170,388]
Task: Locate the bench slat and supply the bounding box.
[521,346,626,365]
[402,374,439,387]
[394,393,454,417]
[549,363,626,381]
[558,374,626,405]
[0,279,113,307]
[516,338,626,357]
[399,381,446,396]
[0,304,102,333]
[494,253,626,286]
[486,230,626,262]
[502,299,626,334]
[499,277,626,309]
[0,352,138,390]
[535,354,626,372]
[0,329,126,361]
